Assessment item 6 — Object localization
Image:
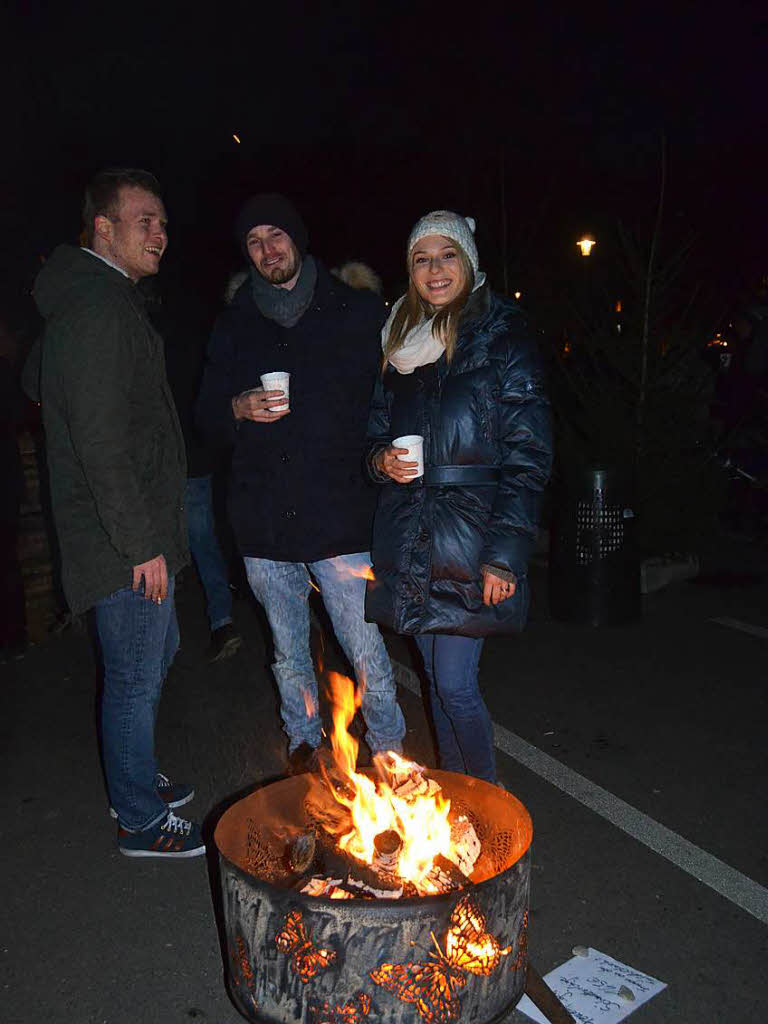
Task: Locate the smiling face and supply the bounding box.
[94,186,168,281]
[245,224,301,289]
[409,234,468,308]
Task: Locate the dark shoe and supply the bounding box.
[109,772,194,819]
[208,623,242,662]
[287,742,322,776]
[118,810,205,858]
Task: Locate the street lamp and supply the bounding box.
[577,236,596,257]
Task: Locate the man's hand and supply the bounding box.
[133,554,168,602]
[482,569,516,606]
[375,445,420,484]
[232,387,290,423]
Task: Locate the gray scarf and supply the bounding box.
[250,255,318,327]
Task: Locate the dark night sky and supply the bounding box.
[1,1,766,318]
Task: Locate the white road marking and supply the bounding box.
[710,616,768,641]
[390,658,768,926]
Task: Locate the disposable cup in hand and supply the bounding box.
[392,434,424,477]
[260,371,290,411]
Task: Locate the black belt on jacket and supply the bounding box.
[423,466,501,486]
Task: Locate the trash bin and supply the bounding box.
[548,466,641,625]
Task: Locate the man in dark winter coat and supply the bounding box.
[25,169,204,858]
[197,194,405,771]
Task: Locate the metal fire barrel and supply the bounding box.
[214,771,532,1024]
[548,466,641,626]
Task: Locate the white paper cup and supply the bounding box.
[260,371,290,411]
[392,434,424,477]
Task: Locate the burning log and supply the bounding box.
[425,852,470,893]
[304,777,353,837]
[372,829,402,872]
[446,816,481,876]
[313,828,404,896]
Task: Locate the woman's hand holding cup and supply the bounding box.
[376,446,419,483]
[376,435,424,483]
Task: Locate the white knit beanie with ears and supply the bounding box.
[407,210,480,280]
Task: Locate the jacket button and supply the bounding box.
[281,452,290,463]
[414,594,424,604]
[419,530,429,543]
[285,509,296,519]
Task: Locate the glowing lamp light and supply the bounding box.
[514,291,522,300]
[232,134,241,144]
[577,236,596,257]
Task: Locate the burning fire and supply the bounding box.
[342,563,376,581]
[325,673,453,894]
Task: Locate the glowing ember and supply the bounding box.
[324,673,454,894]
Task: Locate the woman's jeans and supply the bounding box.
[185,475,232,631]
[414,633,496,783]
[94,577,179,831]
[244,552,405,756]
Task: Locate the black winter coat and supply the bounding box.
[28,246,188,614]
[365,286,552,637]
[197,263,384,561]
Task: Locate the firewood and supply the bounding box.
[445,817,481,876]
[345,877,403,899]
[303,781,352,836]
[424,853,469,893]
[380,755,427,789]
[314,829,403,894]
[373,829,402,872]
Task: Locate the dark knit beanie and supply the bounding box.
[235,193,308,257]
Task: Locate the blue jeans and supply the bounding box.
[414,634,496,783]
[244,552,406,755]
[185,475,232,631]
[95,578,179,830]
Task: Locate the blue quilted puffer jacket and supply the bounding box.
[365,285,552,637]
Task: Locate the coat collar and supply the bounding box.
[461,281,492,324]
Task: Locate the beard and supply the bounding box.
[257,246,300,286]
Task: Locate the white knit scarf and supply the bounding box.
[382,273,487,375]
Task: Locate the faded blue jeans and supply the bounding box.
[94,577,179,831]
[185,475,232,631]
[414,634,496,783]
[244,552,405,755]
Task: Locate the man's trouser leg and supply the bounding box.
[185,476,233,631]
[243,557,322,753]
[95,577,179,831]
[309,552,405,755]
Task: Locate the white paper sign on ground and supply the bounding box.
[517,947,666,1024]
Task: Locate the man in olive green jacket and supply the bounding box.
[26,169,203,858]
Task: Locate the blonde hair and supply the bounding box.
[383,246,474,368]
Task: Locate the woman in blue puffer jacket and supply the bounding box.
[365,211,552,784]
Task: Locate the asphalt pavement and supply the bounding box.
[2,531,767,1024]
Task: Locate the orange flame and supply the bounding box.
[302,687,318,718]
[325,674,453,893]
[345,564,375,581]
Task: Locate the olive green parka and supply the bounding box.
[26,245,188,613]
